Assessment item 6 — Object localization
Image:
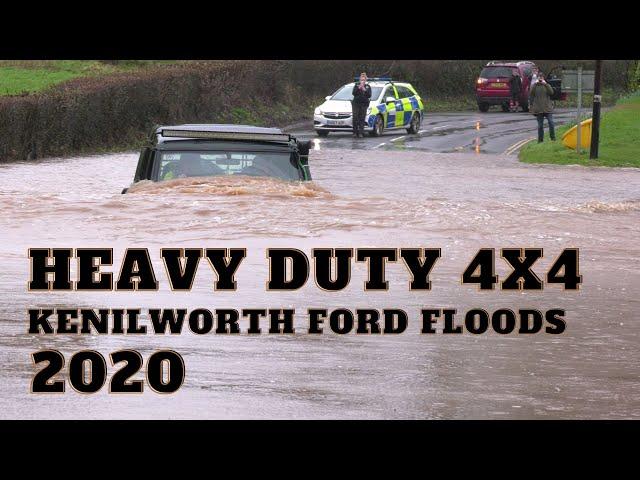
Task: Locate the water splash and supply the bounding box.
[575,200,640,213]
[126,176,332,198]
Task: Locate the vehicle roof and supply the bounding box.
[347,81,413,87]
[156,124,284,136]
[153,124,293,147]
[484,61,535,67]
[154,140,294,152]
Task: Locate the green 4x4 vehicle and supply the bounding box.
[122,124,312,193]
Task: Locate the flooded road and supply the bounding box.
[291,109,578,154]
[1,149,639,418]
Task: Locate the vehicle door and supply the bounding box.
[395,85,417,127]
[381,85,399,128]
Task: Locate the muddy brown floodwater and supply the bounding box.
[1,149,639,419]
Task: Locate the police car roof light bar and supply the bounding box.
[353,77,393,82]
[161,129,291,142]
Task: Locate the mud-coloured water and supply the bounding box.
[0,149,639,418]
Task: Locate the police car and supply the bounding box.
[122,124,312,193]
[313,78,425,137]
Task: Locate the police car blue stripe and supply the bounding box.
[387,112,395,128]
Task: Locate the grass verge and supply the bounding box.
[519,91,640,168]
[0,61,174,96]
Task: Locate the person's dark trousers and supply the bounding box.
[536,113,556,142]
[352,102,367,136]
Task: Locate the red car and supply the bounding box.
[475,61,538,112]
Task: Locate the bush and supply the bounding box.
[0,61,314,161]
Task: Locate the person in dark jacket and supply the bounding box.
[528,73,556,142]
[509,72,522,111]
[351,72,372,137]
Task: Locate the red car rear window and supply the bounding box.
[480,66,517,78]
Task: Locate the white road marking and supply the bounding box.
[373,143,386,149]
[390,136,406,142]
[418,129,427,134]
[432,125,452,130]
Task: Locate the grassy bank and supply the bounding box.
[0,61,172,96]
[519,92,640,168]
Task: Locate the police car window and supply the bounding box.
[159,151,300,181]
[384,87,397,99]
[331,84,382,101]
[369,87,383,99]
[396,86,413,98]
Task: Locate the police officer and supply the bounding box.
[351,72,371,138]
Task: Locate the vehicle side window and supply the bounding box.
[384,86,397,100]
[397,86,413,98]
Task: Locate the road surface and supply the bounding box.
[289,108,577,155]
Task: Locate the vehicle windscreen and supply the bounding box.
[158,151,301,181]
[331,85,384,101]
[480,67,517,78]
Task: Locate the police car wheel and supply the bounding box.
[316,130,329,137]
[406,112,421,134]
[371,115,384,137]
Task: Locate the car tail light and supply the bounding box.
[476,77,488,86]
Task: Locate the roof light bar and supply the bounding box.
[353,77,392,82]
[161,129,291,142]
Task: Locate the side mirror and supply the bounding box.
[325,96,331,101]
[297,140,313,159]
[296,140,312,180]
[385,96,396,104]
[134,146,152,182]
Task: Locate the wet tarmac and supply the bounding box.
[290,109,578,154]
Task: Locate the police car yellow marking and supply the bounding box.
[366,83,424,130]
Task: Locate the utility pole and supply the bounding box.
[589,60,603,159]
[576,66,582,153]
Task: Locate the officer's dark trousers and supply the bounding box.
[536,113,556,142]
[352,101,368,136]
